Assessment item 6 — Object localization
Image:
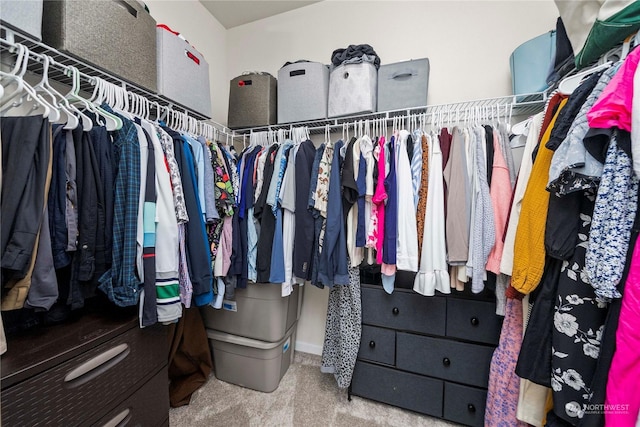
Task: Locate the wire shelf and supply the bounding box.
[232,92,548,136]
[0,24,235,137]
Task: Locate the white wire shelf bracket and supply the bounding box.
[231,91,549,135]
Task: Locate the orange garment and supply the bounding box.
[511,98,568,294]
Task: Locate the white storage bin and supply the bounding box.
[201,283,301,343]
[328,62,377,117]
[377,58,430,111]
[278,62,329,123]
[207,324,296,393]
[1,0,43,40]
[156,27,211,117]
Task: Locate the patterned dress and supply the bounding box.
[550,189,609,424]
[321,263,362,389]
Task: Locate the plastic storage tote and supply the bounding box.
[201,283,301,343]
[207,324,297,393]
[0,0,43,41]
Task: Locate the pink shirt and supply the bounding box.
[372,136,387,264]
[486,131,513,274]
[587,47,640,132]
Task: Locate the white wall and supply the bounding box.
[225,1,559,355]
[146,0,228,123]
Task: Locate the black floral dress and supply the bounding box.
[550,189,609,424]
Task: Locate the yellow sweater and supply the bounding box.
[511,98,568,294]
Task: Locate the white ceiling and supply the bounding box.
[200,1,321,29]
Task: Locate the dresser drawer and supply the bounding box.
[351,361,443,417]
[361,286,446,336]
[446,298,502,345]
[96,364,169,427]
[358,325,395,365]
[1,325,167,426]
[443,382,487,427]
[396,333,495,388]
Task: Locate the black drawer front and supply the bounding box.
[1,326,167,426]
[444,382,488,427]
[351,361,443,417]
[446,298,503,345]
[396,333,495,388]
[358,325,395,365]
[96,364,169,427]
[361,286,446,336]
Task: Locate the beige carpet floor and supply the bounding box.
[169,351,459,426]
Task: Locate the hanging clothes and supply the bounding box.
[414,133,449,296]
[511,96,569,295]
[321,262,361,389]
[485,296,528,426]
[293,140,317,281]
[444,127,469,265]
[500,112,544,277]
[395,130,419,272]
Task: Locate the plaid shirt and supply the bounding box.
[98,106,142,306]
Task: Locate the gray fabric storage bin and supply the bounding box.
[228,73,277,129]
[157,27,211,117]
[207,324,296,393]
[42,0,157,92]
[1,0,43,40]
[278,62,329,123]
[201,283,302,343]
[377,58,430,111]
[328,62,377,117]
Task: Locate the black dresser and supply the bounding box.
[1,311,169,426]
[350,277,503,427]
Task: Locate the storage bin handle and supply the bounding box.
[185,50,201,65]
[290,69,306,77]
[101,408,132,427]
[63,343,130,388]
[391,71,414,80]
[111,0,138,18]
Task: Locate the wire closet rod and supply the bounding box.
[232,90,548,136]
[0,26,238,141]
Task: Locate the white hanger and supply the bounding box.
[0,43,27,107]
[0,45,53,118]
[31,54,64,124]
[558,61,612,95]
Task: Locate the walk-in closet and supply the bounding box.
[1,1,639,426]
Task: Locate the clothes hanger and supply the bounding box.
[0,44,53,118]
[0,43,27,108]
[88,78,121,130]
[31,54,64,125]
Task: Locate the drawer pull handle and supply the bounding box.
[467,404,476,413]
[64,343,130,388]
[369,341,376,348]
[101,408,131,427]
[392,307,400,315]
[442,357,451,367]
[470,317,480,326]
